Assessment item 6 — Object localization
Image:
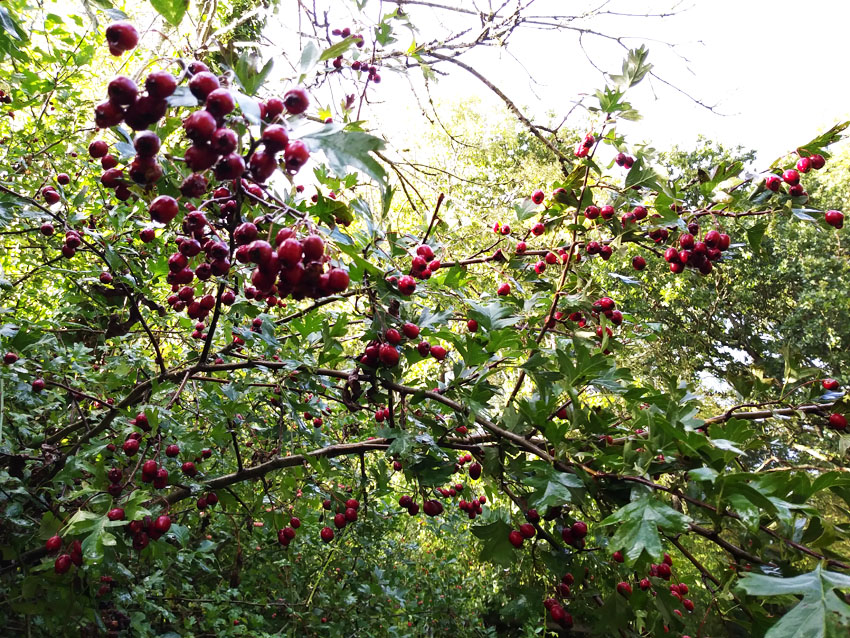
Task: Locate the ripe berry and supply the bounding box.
[519,523,536,539]
[825,210,844,229]
[107,76,138,106]
[181,461,198,476]
[828,413,847,430]
[796,157,812,173]
[153,514,171,534]
[283,87,310,114]
[612,550,624,563]
[822,378,841,391]
[88,140,108,158]
[531,190,544,204]
[107,508,125,521]
[320,526,334,542]
[94,101,124,128]
[497,282,510,296]
[149,195,179,224]
[782,169,800,186]
[54,554,72,574]
[531,222,545,236]
[205,88,235,117]
[134,130,161,157]
[379,343,400,366]
[183,110,217,142]
[398,275,416,295]
[189,72,220,100]
[105,21,139,53]
[810,154,826,169]
[508,530,524,548]
[571,521,588,538]
[262,125,290,153]
[122,438,139,456]
[632,255,646,270]
[249,150,278,182]
[284,140,310,173]
[145,71,177,99]
[430,345,447,361]
[616,582,632,597]
[402,322,420,339]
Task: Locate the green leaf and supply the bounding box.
[737,565,850,638]
[525,465,582,510]
[232,50,274,96]
[0,7,26,40]
[624,157,661,191]
[300,125,387,187]
[600,494,691,562]
[165,86,198,108]
[608,45,652,89]
[470,519,514,567]
[149,0,188,27]
[747,221,768,253]
[299,41,321,76]
[319,37,357,62]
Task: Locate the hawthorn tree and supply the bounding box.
[0,1,849,637]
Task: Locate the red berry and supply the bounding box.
[283,87,310,114]
[153,514,171,534]
[45,535,62,553]
[822,378,841,391]
[262,125,290,153]
[825,210,844,229]
[283,140,310,173]
[402,322,420,339]
[782,168,800,185]
[189,72,220,100]
[497,282,510,296]
[88,140,108,158]
[430,345,447,361]
[205,88,235,117]
[54,554,72,574]
[145,71,177,99]
[616,582,632,597]
[149,195,179,224]
[828,413,847,430]
[107,76,138,106]
[508,530,524,548]
[105,21,139,53]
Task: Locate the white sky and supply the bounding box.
[272,0,850,162]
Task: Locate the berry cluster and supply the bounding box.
[320,497,361,541]
[614,152,635,168]
[663,224,730,275]
[574,133,596,158]
[124,514,172,550]
[46,537,83,574]
[408,244,440,280]
[276,516,301,547]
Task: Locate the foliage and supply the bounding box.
[0,2,848,638]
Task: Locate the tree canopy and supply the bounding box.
[0,2,849,637]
